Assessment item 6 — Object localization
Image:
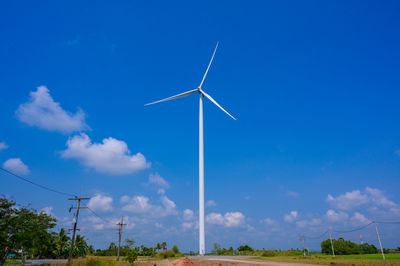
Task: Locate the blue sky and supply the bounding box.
[1,0,400,252]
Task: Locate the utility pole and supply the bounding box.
[374,221,385,260]
[68,197,89,263]
[329,229,335,257]
[300,235,305,257]
[117,216,127,261]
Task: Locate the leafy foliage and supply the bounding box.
[321,238,378,255]
[124,248,138,265]
[0,197,56,265]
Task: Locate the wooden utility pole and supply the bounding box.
[117,216,127,261]
[374,221,385,261]
[329,229,335,257]
[300,235,305,257]
[68,197,89,263]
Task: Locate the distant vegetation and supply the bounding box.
[93,240,183,259]
[0,197,91,266]
[321,238,378,255]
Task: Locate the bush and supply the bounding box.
[156,250,175,259]
[261,250,277,257]
[321,238,378,255]
[125,249,138,265]
[172,245,180,254]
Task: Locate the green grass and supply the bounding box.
[315,253,400,259]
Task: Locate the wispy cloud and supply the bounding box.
[0,142,8,151]
[2,158,30,175]
[16,86,89,134]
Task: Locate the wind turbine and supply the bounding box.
[145,42,236,255]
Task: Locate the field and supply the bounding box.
[5,254,400,266]
[245,253,400,265]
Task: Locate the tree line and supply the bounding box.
[0,197,91,265]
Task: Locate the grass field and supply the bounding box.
[248,253,400,265]
[314,253,400,259]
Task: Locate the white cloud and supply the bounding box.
[206,212,246,228]
[61,133,150,175]
[326,190,369,211]
[121,195,177,218]
[40,206,53,216]
[224,212,246,227]
[350,212,370,226]
[296,220,308,228]
[365,187,396,208]
[182,222,194,230]
[148,173,170,189]
[327,187,396,211]
[88,194,113,212]
[0,142,8,151]
[86,216,134,231]
[324,209,348,223]
[122,195,152,213]
[183,209,195,221]
[16,86,88,134]
[206,200,217,207]
[3,158,30,175]
[283,211,298,223]
[286,191,299,198]
[263,218,275,225]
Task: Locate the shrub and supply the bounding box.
[156,250,175,259]
[125,249,138,265]
[172,245,180,254]
[261,250,277,257]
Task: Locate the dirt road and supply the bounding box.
[189,256,313,266]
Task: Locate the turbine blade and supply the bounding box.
[200,89,236,120]
[199,42,219,89]
[145,89,198,106]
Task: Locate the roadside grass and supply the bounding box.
[248,254,400,265]
[314,253,400,259]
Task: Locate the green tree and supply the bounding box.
[125,238,135,248]
[212,243,221,255]
[125,248,138,265]
[172,245,180,254]
[155,243,161,252]
[161,242,167,251]
[321,238,378,255]
[238,245,253,252]
[56,228,70,258]
[73,234,89,257]
[0,197,56,265]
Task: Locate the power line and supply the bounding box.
[333,222,374,233]
[86,206,115,225]
[303,229,329,239]
[0,167,76,197]
[375,221,400,224]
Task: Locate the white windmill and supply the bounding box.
[145,42,236,255]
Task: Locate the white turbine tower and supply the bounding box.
[145,42,236,255]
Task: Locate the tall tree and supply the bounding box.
[0,197,56,266]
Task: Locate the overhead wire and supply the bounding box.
[0,167,76,197]
[86,206,117,226]
[304,229,329,239]
[333,222,374,233]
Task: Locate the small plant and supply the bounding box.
[172,245,180,254]
[261,250,277,257]
[156,250,175,259]
[125,249,138,265]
